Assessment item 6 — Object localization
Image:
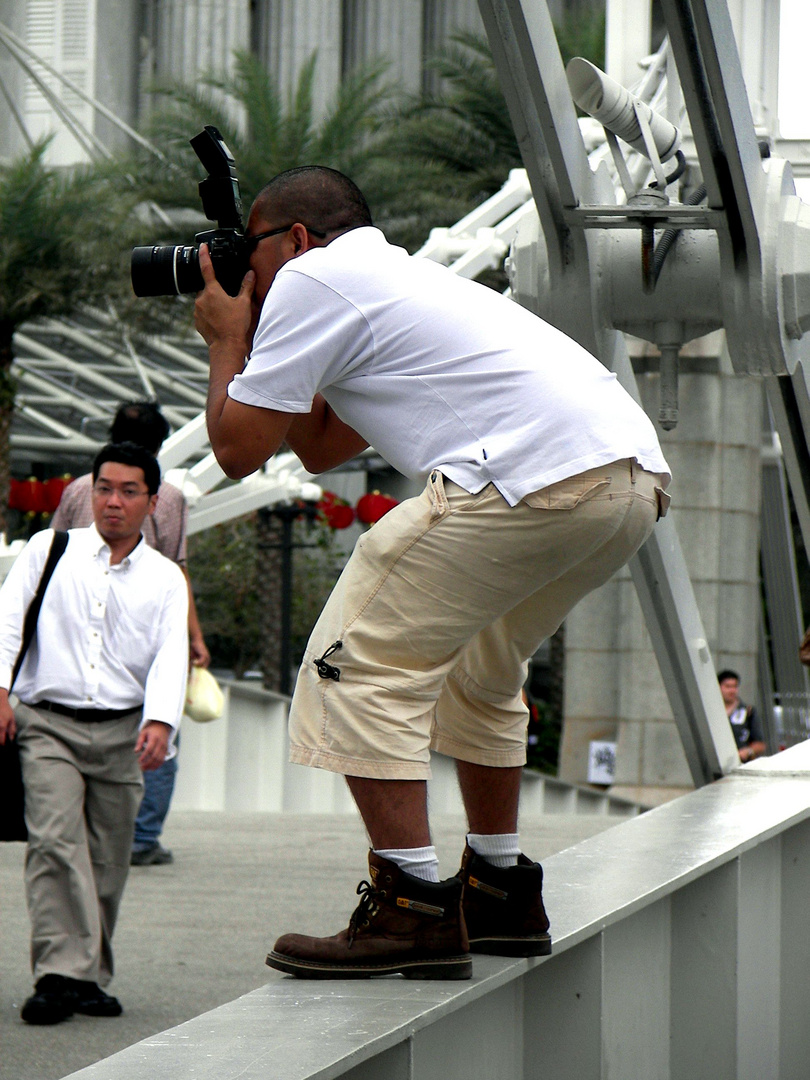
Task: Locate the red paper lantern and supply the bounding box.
[42,474,73,514]
[317,491,355,530]
[8,479,26,512]
[356,491,398,524]
[10,477,47,515]
[326,503,356,529]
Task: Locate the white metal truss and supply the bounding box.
[11,306,321,535]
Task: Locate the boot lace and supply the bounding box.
[347,879,385,947]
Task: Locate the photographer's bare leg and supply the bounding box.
[455,761,521,834]
[345,766,521,846]
[345,776,431,848]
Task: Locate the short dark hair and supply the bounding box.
[109,401,170,456]
[717,669,740,684]
[92,442,161,496]
[252,166,372,237]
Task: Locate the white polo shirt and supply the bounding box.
[229,227,670,505]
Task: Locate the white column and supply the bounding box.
[261,0,342,122]
[727,0,780,133]
[605,0,652,88]
[345,0,424,91]
[154,0,250,83]
[560,333,763,796]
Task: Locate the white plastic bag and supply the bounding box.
[184,666,224,723]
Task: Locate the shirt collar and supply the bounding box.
[88,523,146,567]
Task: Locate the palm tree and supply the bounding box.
[0,140,133,530]
[388,20,606,214]
[125,50,458,252]
[388,32,523,209]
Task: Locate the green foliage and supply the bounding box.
[115,10,606,260]
[525,694,562,776]
[188,508,347,678]
[387,32,523,209]
[555,6,606,71]
[0,139,134,349]
[289,520,347,666]
[124,51,438,248]
[187,514,263,677]
[381,16,606,243]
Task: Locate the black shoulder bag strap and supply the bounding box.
[11,530,69,688]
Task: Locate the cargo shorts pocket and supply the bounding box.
[655,486,671,520]
[521,476,611,510]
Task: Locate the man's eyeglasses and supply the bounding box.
[93,482,150,501]
[245,224,328,250]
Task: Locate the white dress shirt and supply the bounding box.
[0,526,188,731]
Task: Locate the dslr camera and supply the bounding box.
[131,126,250,298]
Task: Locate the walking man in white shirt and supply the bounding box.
[0,442,188,1024]
[194,166,671,980]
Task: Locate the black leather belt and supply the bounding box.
[31,700,142,723]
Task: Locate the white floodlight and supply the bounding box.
[567,57,681,164]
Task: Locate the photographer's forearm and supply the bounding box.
[206,356,292,478]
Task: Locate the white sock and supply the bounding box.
[467,832,520,868]
[373,846,440,883]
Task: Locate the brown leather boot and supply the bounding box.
[266,851,472,979]
[457,844,552,957]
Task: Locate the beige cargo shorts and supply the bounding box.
[288,458,667,779]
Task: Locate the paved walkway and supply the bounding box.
[0,810,620,1080]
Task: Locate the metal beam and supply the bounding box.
[477,0,602,355]
[759,436,809,720]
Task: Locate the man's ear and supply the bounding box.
[290,222,317,256]
[147,494,158,516]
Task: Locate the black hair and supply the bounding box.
[109,401,170,456]
[717,669,740,684]
[92,442,161,496]
[252,166,372,237]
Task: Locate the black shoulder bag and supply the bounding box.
[0,531,69,842]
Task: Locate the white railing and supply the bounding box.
[64,741,810,1080]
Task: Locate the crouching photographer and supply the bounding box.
[136,133,672,981]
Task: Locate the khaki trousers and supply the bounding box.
[289,460,666,779]
[16,703,143,985]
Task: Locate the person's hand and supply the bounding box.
[194,243,255,351]
[135,721,172,771]
[190,633,211,669]
[0,691,16,745]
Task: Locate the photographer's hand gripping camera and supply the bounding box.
[131,126,250,298]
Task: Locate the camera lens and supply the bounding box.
[130,245,204,297]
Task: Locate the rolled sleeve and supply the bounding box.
[141,566,189,733]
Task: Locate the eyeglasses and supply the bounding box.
[245,224,328,250]
[93,482,150,501]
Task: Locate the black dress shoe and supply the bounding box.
[21,974,75,1025]
[130,843,173,866]
[68,980,123,1017]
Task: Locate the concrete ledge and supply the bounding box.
[175,680,644,818]
[64,742,810,1079]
